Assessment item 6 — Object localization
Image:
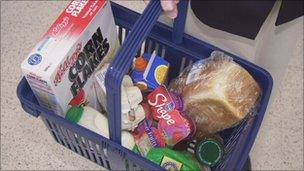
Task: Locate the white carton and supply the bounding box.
[21,0,119,116]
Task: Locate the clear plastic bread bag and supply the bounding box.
[169,51,261,138]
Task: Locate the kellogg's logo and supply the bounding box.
[52,17,69,37]
[54,43,82,86]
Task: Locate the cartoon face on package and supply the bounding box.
[21,0,120,116]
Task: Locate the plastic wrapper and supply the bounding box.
[169,51,261,138]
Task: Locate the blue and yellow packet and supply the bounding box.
[131,53,169,91]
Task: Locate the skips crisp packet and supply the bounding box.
[147,86,191,147]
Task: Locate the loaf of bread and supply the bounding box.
[169,51,261,137]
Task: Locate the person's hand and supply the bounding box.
[161,0,179,19]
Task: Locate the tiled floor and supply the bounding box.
[1,1,303,170]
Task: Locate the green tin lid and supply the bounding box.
[65,106,84,123]
[195,138,223,167]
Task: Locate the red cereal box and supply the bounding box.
[21,0,119,116]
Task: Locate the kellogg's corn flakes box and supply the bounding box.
[21,0,119,116]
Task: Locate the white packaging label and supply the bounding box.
[186,60,204,85]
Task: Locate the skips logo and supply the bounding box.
[54,27,110,97]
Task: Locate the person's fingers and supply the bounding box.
[173,0,179,5]
[163,7,178,19]
[161,0,179,19]
[161,0,175,11]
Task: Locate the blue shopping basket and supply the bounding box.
[17,1,273,170]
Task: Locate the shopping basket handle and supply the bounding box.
[172,0,188,44]
[105,0,162,144]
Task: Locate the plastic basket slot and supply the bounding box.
[91,152,98,164]
[65,129,83,156]
[139,38,162,55]
[81,138,97,163]
[94,144,106,167]
[158,43,164,56]
[98,156,105,168]
[121,28,127,44]
[95,143,110,167]
[116,25,119,34]
[56,124,80,153]
[42,117,53,131]
[60,128,77,153]
[101,141,109,153]
[188,60,193,67]
[184,58,193,69]
[125,28,130,37]
[78,136,90,159]
[124,158,130,171]
[106,146,131,170]
[127,159,142,171]
[160,44,166,57]
[179,57,187,73]
[54,124,70,149]
[137,40,146,57]
[99,157,106,168]
[69,132,86,157]
[157,42,166,57]
[143,38,150,53]
[118,26,123,44]
[109,145,126,159]
[54,123,71,146]
[96,144,106,167]
[50,123,66,146]
[116,25,120,42]
[95,143,102,155]
[154,42,159,55]
[163,47,187,83]
[136,48,141,57]
[43,118,63,145]
[88,141,103,167]
[132,161,143,171]
[106,160,111,170]
[145,39,153,54]
[79,143,90,159]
